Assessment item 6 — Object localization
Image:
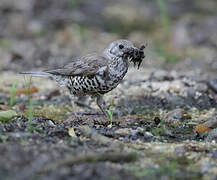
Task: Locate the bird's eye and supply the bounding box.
[119,44,124,49]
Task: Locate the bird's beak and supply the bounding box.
[123,46,145,60]
[133,47,141,58]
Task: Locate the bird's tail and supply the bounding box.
[19,72,51,77]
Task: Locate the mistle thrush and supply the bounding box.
[20,39,146,116]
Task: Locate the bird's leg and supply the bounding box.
[75,96,93,110]
[68,96,96,116]
[96,96,109,117]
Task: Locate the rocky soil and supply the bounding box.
[0,0,217,179]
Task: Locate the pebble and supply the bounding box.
[203,117,217,129]
[144,132,153,138]
[194,83,208,92]
[208,79,217,93]
[175,146,186,155]
[46,120,56,127]
[206,129,217,142]
[166,108,189,123]
[115,128,137,136]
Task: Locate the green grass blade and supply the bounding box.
[28,76,32,104]
[106,110,113,122]
[27,101,33,133]
[10,81,17,108]
[106,98,114,126]
[156,0,170,31]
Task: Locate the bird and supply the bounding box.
[20,39,145,116]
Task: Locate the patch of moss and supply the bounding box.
[0,38,12,49]
[23,105,73,122]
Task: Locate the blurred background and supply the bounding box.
[0,0,217,73]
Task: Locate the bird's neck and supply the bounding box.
[103,50,129,76]
[108,57,129,78]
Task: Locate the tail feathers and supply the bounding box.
[19,72,51,77]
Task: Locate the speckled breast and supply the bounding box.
[66,72,126,96]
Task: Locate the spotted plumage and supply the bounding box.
[20,39,146,116]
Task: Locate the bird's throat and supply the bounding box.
[109,57,128,78]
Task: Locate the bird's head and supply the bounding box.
[104,39,146,69]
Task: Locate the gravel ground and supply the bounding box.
[0,0,217,179]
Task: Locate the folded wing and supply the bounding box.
[45,53,109,76]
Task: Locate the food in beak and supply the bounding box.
[124,44,146,69]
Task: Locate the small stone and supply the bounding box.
[136,127,146,134]
[203,116,217,129]
[211,150,217,158]
[47,120,56,127]
[144,132,153,138]
[8,132,31,138]
[166,108,190,123]
[194,124,210,133]
[115,128,137,136]
[175,146,186,155]
[206,129,217,142]
[201,161,214,173]
[194,83,208,92]
[208,79,217,93]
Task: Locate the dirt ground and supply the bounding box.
[0,0,217,180]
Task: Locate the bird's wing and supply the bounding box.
[44,53,109,76]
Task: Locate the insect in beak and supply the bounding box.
[126,44,147,69]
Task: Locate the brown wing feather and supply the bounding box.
[45,53,109,76]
